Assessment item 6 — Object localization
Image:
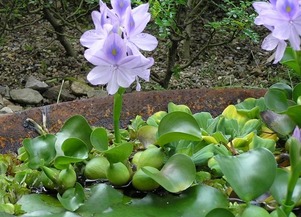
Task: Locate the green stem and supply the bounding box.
[113,88,125,143]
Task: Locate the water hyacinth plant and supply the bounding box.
[1,0,301,216]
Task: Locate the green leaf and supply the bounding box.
[57,183,85,212]
[90,127,108,151]
[264,89,289,113]
[205,208,235,217]
[261,111,295,137]
[216,117,239,139]
[241,205,270,217]
[78,184,124,214]
[240,119,261,136]
[79,184,228,217]
[191,144,215,165]
[17,194,64,214]
[285,105,301,126]
[142,154,196,193]
[137,125,158,147]
[55,115,92,155]
[249,134,276,152]
[103,143,133,163]
[167,102,192,114]
[235,97,266,119]
[146,111,167,127]
[23,134,56,169]
[215,148,277,202]
[270,168,301,205]
[193,112,213,130]
[156,111,202,146]
[281,47,301,76]
[292,83,301,103]
[54,138,89,169]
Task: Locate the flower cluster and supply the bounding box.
[253,0,301,63]
[80,0,158,95]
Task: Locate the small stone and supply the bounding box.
[0,107,13,115]
[87,89,107,98]
[10,88,44,105]
[70,81,94,96]
[0,85,10,98]
[43,85,76,102]
[25,75,49,91]
[6,104,23,112]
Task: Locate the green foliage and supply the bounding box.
[2,95,301,215]
[209,0,259,42]
[149,0,186,38]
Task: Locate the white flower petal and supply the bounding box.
[130,33,158,51]
[87,66,113,85]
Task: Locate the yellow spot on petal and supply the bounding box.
[286,6,291,12]
[112,48,117,56]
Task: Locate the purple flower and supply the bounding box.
[123,4,158,55]
[253,0,301,63]
[261,33,287,63]
[85,33,154,95]
[292,126,301,142]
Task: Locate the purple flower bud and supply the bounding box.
[292,126,301,142]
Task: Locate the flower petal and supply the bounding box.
[106,72,120,95]
[111,0,131,17]
[87,66,113,85]
[274,40,287,63]
[129,33,158,51]
[116,67,136,87]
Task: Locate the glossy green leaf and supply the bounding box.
[55,115,92,155]
[90,127,108,151]
[240,119,261,136]
[281,47,301,76]
[79,184,228,217]
[142,154,196,193]
[20,211,81,217]
[191,144,215,165]
[293,83,301,103]
[270,82,293,97]
[57,183,85,212]
[193,112,213,130]
[215,148,277,202]
[77,183,124,214]
[241,205,270,217]
[0,212,15,217]
[137,125,158,147]
[261,111,295,137]
[205,208,234,217]
[54,138,89,169]
[235,97,266,119]
[249,134,276,152]
[103,143,133,163]
[222,105,248,124]
[264,89,289,113]
[17,194,64,214]
[216,117,239,138]
[270,168,301,205]
[168,102,192,114]
[146,111,167,127]
[23,134,56,169]
[156,111,202,145]
[285,105,301,126]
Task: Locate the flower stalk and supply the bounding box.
[113,88,125,143]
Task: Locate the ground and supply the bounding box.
[0,12,299,105]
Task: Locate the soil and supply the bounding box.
[0,11,299,105]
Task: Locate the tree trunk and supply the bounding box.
[183,0,193,60]
[43,7,76,57]
[161,40,179,88]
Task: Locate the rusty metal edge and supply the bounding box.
[0,88,266,153]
